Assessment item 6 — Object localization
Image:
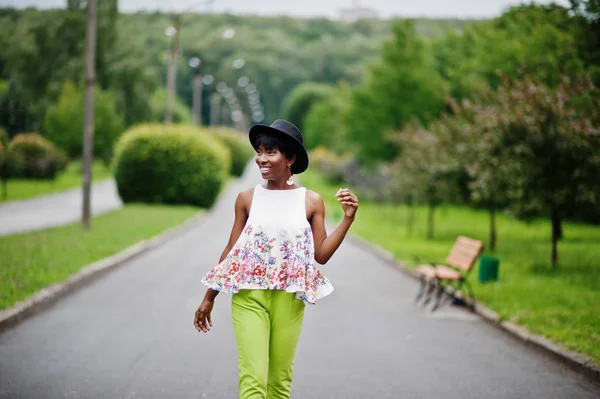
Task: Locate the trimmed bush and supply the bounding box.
[9,133,68,179]
[210,127,253,177]
[44,82,124,163]
[113,124,231,207]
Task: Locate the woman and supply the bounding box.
[194,119,358,399]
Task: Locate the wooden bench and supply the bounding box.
[414,236,484,311]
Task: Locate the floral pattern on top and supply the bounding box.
[201,223,332,304]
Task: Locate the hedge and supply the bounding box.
[210,127,254,177]
[112,124,231,207]
[8,133,68,179]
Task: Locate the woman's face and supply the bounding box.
[255,145,291,180]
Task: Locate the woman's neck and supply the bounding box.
[264,179,299,191]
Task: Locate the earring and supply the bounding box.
[286,165,294,186]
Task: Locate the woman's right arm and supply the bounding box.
[217,189,252,263]
[194,189,252,333]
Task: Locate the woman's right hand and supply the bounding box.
[194,299,214,333]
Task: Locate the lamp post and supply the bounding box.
[189,27,235,127]
[212,81,227,126]
[188,56,202,125]
[164,20,181,125]
[163,0,216,126]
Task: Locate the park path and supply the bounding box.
[0,179,122,237]
[0,165,598,398]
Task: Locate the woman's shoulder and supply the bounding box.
[238,187,256,199]
[305,188,324,206]
[235,187,256,206]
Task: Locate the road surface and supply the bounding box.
[0,167,598,398]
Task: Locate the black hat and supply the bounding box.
[249,119,309,174]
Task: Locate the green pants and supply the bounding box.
[231,289,305,399]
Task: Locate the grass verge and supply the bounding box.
[0,204,200,310]
[302,170,600,365]
[0,160,112,203]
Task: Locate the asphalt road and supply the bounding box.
[0,166,598,398]
[0,179,122,237]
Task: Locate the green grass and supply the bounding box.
[0,204,200,310]
[302,170,600,365]
[0,160,112,203]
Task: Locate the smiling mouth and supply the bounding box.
[260,167,271,173]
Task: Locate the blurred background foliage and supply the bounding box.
[0,1,599,264]
[0,4,476,134]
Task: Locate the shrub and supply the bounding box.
[44,82,124,163]
[210,127,253,177]
[309,146,351,185]
[9,133,68,179]
[113,124,231,207]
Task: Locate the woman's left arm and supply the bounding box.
[310,188,359,264]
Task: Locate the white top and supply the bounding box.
[201,184,334,304]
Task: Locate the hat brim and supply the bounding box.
[249,124,309,175]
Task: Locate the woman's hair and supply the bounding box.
[254,132,296,161]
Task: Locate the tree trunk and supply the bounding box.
[489,207,497,251]
[556,216,563,240]
[2,179,6,200]
[427,204,435,240]
[551,208,560,268]
[82,0,96,230]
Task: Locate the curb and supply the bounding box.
[0,211,207,332]
[347,233,600,383]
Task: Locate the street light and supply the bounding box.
[164,18,181,125]
[245,83,257,94]
[163,0,217,125]
[202,74,214,85]
[165,26,177,37]
[188,56,202,125]
[222,28,236,39]
[237,76,249,87]
[216,81,228,93]
[233,58,246,70]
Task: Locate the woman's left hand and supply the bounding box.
[336,188,359,220]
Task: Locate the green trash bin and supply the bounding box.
[478,256,500,283]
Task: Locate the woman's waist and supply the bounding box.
[244,220,311,236]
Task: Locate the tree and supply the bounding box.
[346,20,448,165]
[44,82,124,162]
[303,82,351,152]
[390,124,463,240]
[281,82,333,134]
[570,0,600,85]
[478,76,600,267]
[0,80,36,137]
[472,4,585,89]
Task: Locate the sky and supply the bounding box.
[0,0,570,19]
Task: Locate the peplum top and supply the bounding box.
[201,184,334,304]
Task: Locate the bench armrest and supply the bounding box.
[413,255,442,267]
